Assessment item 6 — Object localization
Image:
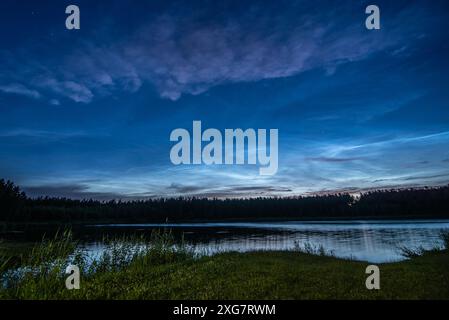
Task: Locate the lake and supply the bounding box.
[81,219,449,263]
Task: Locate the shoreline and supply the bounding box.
[1,249,448,299]
[2,215,449,228]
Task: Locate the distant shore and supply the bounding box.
[2,214,449,229]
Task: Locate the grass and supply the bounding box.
[1,231,449,300]
[398,230,449,259]
[293,241,335,257]
[441,230,449,249]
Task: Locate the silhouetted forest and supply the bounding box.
[1,179,449,222]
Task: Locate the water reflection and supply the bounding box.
[87,219,449,263]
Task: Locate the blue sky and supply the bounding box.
[1,0,449,199]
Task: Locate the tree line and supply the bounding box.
[1,179,449,222]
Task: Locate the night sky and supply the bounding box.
[1,0,449,199]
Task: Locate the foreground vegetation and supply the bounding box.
[1,231,449,300]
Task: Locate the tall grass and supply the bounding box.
[440,230,449,249]
[399,230,449,258]
[0,240,11,275]
[0,229,194,298]
[0,230,77,297]
[87,229,194,274]
[398,246,426,258]
[293,241,335,257]
[25,230,75,266]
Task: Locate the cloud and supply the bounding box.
[24,182,292,200]
[230,186,292,193]
[306,157,363,163]
[0,83,41,99]
[0,1,422,102]
[166,182,292,198]
[372,172,449,183]
[23,183,155,201]
[0,44,141,104]
[167,183,206,194]
[49,99,60,106]
[34,78,94,104]
[0,129,89,140]
[324,131,449,157]
[124,8,397,100]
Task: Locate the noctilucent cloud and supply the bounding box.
[0,0,448,199]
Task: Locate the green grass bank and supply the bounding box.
[1,232,448,300]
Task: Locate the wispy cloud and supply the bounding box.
[166,183,293,198]
[0,128,90,140]
[38,79,94,104]
[0,83,40,99]
[325,131,449,157]
[306,157,363,163]
[167,183,206,194]
[118,6,401,100]
[23,183,153,201]
[0,1,423,102]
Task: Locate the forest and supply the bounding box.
[1,179,449,222]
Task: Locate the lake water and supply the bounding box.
[86,219,449,263]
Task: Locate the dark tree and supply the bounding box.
[1,178,448,223]
[0,179,27,221]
